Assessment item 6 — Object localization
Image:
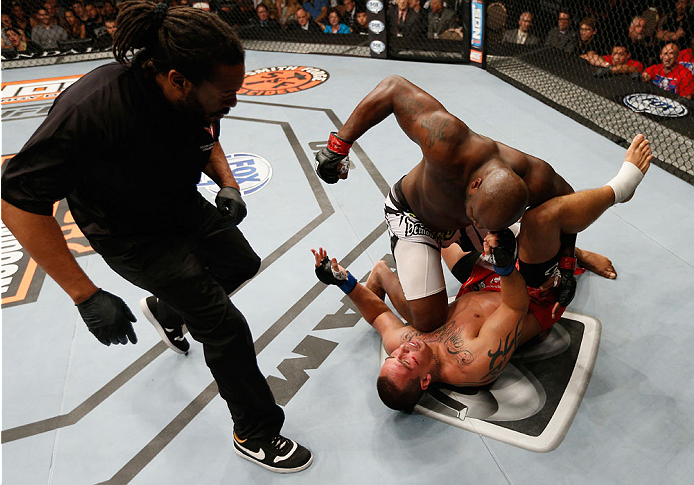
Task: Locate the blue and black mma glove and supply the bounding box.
[481,228,517,276]
[216,186,247,225]
[556,256,577,307]
[315,132,352,184]
[315,256,357,294]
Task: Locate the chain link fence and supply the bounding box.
[2,0,693,183]
[484,0,694,183]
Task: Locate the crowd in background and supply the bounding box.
[497,0,694,99]
[0,0,473,59]
[3,0,693,101]
[1,0,119,55]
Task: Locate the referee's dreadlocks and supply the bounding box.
[112,1,244,84]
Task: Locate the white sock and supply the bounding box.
[605,162,644,204]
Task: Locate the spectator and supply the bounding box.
[4,26,43,55]
[642,42,694,99]
[84,2,105,38]
[279,0,302,26]
[625,15,658,67]
[545,10,578,53]
[576,17,606,60]
[99,0,117,19]
[31,8,68,50]
[253,3,280,28]
[104,17,117,37]
[43,0,65,24]
[303,0,328,23]
[217,1,253,27]
[1,13,14,48]
[656,0,693,51]
[678,37,694,74]
[341,0,357,30]
[62,9,87,39]
[502,11,539,45]
[286,7,322,31]
[321,7,350,33]
[387,0,421,38]
[427,0,456,39]
[353,8,368,35]
[408,0,426,36]
[10,3,32,39]
[592,44,644,77]
[71,1,90,24]
[94,17,117,48]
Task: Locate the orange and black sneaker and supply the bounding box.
[233,432,313,473]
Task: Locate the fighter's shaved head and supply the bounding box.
[467,168,529,230]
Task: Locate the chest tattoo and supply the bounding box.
[400,322,474,366]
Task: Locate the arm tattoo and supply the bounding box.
[420,117,449,149]
[480,316,524,383]
[400,322,475,367]
[394,95,424,132]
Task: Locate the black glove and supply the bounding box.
[482,228,517,276]
[315,256,357,293]
[216,186,247,225]
[556,256,577,307]
[315,132,352,184]
[594,66,612,78]
[77,289,137,346]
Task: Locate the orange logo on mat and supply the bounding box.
[1,75,83,105]
[239,66,329,96]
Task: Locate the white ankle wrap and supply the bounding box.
[605,162,644,204]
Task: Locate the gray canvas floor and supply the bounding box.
[2,50,694,484]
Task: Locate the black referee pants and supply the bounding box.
[100,200,284,441]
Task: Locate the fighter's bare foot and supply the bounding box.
[576,247,616,279]
[365,261,388,300]
[625,134,652,175]
[621,134,653,202]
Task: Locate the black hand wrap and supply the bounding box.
[216,186,247,225]
[556,256,577,307]
[315,256,357,294]
[315,132,352,184]
[77,289,137,346]
[483,228,517,276]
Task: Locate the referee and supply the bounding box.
[1,1,312,474]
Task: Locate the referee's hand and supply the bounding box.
[77,289,137,345]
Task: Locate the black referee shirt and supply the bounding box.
[1,58,221,249]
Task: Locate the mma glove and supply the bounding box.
[315,256,357,294]
[556,256,577,308]
[77,289,138,346]
[216,186,247,225]
[315,132,353,184]
[481,228,518,276]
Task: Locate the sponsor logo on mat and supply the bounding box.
[238,67,329,96]
[1,75,82,105]
[198,153,273,196]
[623,93,688,118]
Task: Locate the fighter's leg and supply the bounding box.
[385,240,448,332]
[518,133,651,264]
